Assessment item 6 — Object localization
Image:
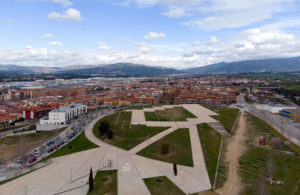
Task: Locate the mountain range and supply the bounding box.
[0,57,300,76]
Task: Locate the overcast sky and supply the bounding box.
[1,0,300,69]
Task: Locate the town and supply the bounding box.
[0,74,299,195]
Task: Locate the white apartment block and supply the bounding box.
[40,103,87,125]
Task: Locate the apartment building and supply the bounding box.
[40,103,87,125]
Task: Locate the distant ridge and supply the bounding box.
[0,57,300,76]
[182,57,300,74]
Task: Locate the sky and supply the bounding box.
[1,0,300,69]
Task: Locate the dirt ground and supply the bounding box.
[217,112,248,195]
[0,129,64,163]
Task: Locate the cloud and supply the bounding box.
[1,27,300,69]
[144,32,166,40]
[42,33,54,39]
[122,37,132,41]
[48,8,83,22]
[118,0,298,30]
[48,41,64,46]
[162,6,186,18]
[50,0,72,7]
[98,42,112,50]
[193,36,219,46]
[134,42,151,53]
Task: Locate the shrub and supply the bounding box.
[161,143,170,155]
[107,129,114,139]
[99,120,110,135]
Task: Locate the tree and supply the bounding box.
[99,120,110,135]
[107,129,114,139]
[89,167,94,192]
[161,143,170,155]
[173,163,177,176]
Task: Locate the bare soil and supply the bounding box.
[217,112,248,195]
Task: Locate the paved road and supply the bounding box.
[237,95,300,147]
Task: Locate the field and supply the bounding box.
[137,128,193,166]
[145,107,196,121]
[197,123,222,185]
[238,112,300,194]
[0,128,66,163]
[211,108,239,130]
[46,131,98,159]
[289,84,300,90]
[93,112,169,150]
[144,176,185,195]
[87,170,117,195]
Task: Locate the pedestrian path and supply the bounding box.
[0,104,218,195]
[189,125,207,169]
[128,127,176,154]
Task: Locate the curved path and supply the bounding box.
[0,104,214,195]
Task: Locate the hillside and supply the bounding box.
[183,57,300,74]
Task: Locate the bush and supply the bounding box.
[99,120,110,135]
[107,129,114,139]
[161,143,170,155]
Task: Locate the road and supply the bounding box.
[236,94,300,147]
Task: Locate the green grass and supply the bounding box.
[289,85,300,90]
[138,128,193,167]
[239,147,300,195]
[46,131,98,159]
[93,112,169,150]
[145,112,159,121]
[128,105,153,110]
[145,107,196,121]
[237,112,300,194]
[144,176,185,195]
[211,108,239,130]
[197,123,222,185]
[247,113,300,154]
[9,124,28,130]
[87,170,117,195]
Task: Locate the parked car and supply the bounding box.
[29,157,37,163]
[16,156,21,163]
[64,138,69,142]
[47,148,54,153]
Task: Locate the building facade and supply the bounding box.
[40,103,87,125]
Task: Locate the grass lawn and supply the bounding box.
[144,176,185,195]
[137,128,193,166]
[145,107,196,121]
[289,84,300,90]
[9,124,28,130]
[247,113,300,154]
[46,131,98,159]
[145,112,159,121]
[87,170,117,195]
[237,112,300,194]
[211,107,239,130]
[93,112,169,150]
[197,123,222,185]
[239,147,300,195]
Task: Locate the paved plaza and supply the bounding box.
[0,104,222,195]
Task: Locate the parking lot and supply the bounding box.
[0,109,113,182]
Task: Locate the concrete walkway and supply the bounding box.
[0,104,217,195]
[128,127,176,154]
[189,125,207,169]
